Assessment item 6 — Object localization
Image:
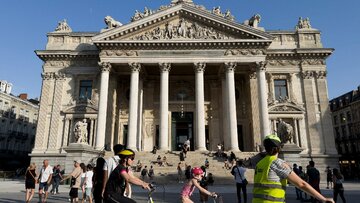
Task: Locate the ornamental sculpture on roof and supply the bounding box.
[54,19,72,32]
[244,14,261,28]
[171,0,194,5]
[131,7,154,22]
[130,19,233,40]
[296,17,312,29]
[104,16,122,29]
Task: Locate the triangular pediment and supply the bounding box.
[93,3,273,43]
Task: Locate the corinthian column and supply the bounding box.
[194,62,207,151]
[256,62,270,140]
[128,63,141,151]
[95,62,111,150]
[159,63,171,151]
[225,62,239,151]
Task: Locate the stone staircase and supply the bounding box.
[126,151,259,184]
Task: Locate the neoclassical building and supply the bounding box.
[31,0,338,167]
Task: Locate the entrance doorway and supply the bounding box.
[238,125,244,151]
[171,112,194,151]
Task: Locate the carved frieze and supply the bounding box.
[54,72,67,80]
[44,60,71,68]
[100,50,138,57]
[225,49,266,56]
[267,60,300,66]
[301,59,325,65]
[129,19,234,40]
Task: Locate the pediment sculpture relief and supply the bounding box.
[130,18,234,40]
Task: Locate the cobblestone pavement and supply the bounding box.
[0,180,359,203]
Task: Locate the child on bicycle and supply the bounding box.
[180,167,217,203]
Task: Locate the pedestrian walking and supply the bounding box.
[332,168,346,203]
[326,166,333,189]
[84,164,94,203]
[141,166,148,180]
[38,159,53,203]
[61,160,83,203]
[252,134,334,203]
[50,165,62,195]
[92,157,105,203]
[307,160,321,203]
[177,162,183,183]
[232,160,248,203]
[25,163,37,203]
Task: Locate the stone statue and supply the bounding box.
[277,119,294,144]
[171,0,194,5]
[74,119,88,144]
[55,19,72,32]
[131,10,144,22]
[296,17,312,29]
[245,14,261,28]
[212,6,223,17]
[224,10,235,21]
[104,16,122,29]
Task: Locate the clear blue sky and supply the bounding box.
[0,0,359,100]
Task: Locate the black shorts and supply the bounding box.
[105,193,136,203]
[69,188,78,198]
[39,182,49,191]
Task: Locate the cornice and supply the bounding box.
[35,50,99,61]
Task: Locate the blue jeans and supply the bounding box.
[51,178,60,193]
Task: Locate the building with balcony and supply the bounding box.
[330,86,360,179]
[0,81,39,170]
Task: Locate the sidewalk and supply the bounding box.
[1,180,359,202]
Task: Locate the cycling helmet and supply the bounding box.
[263,134,282,148]
[118,149,135,159]
[191,167,204,176]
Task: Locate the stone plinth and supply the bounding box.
[63,143,104,174]
[278,143,303,165]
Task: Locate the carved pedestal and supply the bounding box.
[278,143,303,165]
[63,143,104,174]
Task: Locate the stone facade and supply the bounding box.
[31,1,338,172]
[0,87,39,169]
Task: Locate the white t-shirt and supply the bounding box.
[40,165,53,183]
[103,156,120,177]
[85,171,94,188]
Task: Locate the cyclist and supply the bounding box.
[104,149,151,203]
[180,167,217,203]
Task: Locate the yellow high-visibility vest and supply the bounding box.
[252,155,287,203]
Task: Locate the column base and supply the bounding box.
[195,147,208,152]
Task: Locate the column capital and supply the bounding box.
[41,72,55,80]
[256,61,267,71]
[54,72,67,80]
[98,62,112,72]
[193,62,206,73]
[159,63,171,72]
[224,62,237,73]
[129,62,141,72]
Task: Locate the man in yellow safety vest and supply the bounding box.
[252,135,334,203]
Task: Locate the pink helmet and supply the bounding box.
[191,167,204,176]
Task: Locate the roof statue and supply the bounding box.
[296,17,312,29]
[104,16,122,29]
[244,14,261,28]
[54,19,72,32]
[171,0,194,5]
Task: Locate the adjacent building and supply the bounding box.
[31,0,338,170]
[330,86,360,179]
[0,80,39,169]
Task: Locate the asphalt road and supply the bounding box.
[0,180,358,203]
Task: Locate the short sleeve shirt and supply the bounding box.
[103,156,120,178]
[268,158,292,182]
[70,167,83,188]
[40,165,53,183]
[233,166,246,184]
[85,171,94,188]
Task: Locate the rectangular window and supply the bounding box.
[274,79,288,100]
[79,80,92,100]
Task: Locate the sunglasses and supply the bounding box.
[129,156,135,161]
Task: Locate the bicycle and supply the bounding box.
[147,183,165,203]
